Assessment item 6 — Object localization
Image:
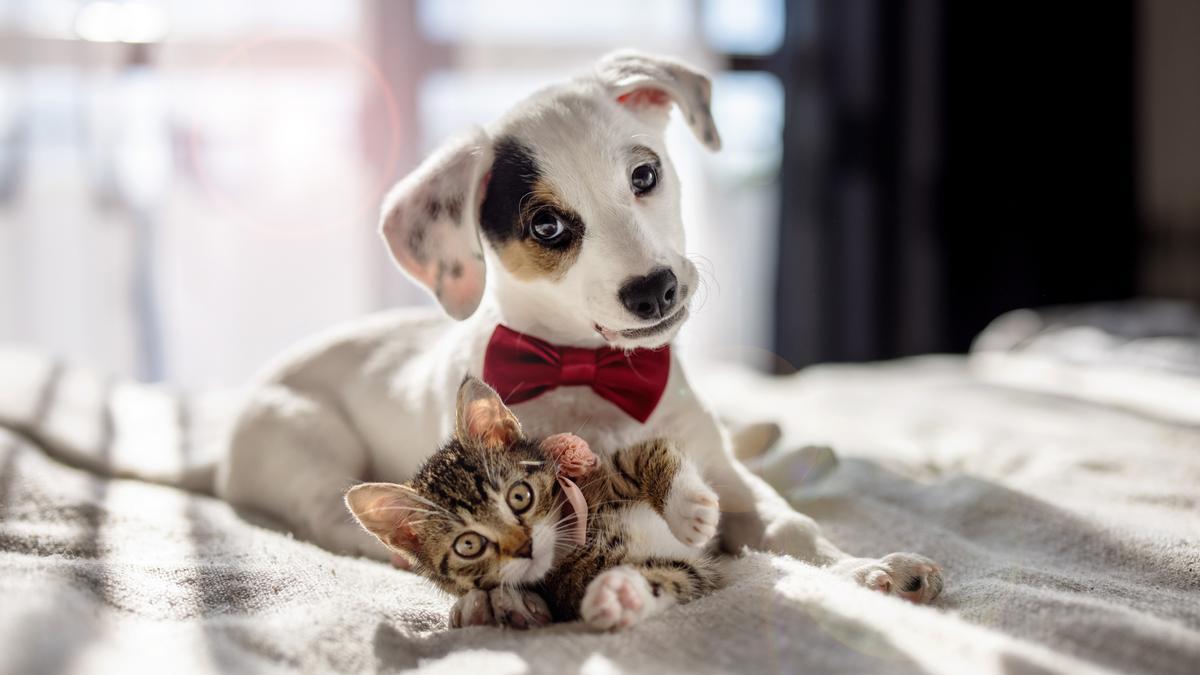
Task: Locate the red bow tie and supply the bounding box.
[482,325,671,423]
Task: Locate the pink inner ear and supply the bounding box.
[617,88,671,107]
[350,487,423,556]
[465,399,519,449]
[390,518,421,556]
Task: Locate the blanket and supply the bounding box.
[1,340,1198,674]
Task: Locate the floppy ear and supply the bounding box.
[595,50,722,151]
[380,129,494,320]
[455,376,522,450]
[345,483,425,561]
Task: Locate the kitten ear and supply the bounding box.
[345,483,424,560]
[455,376,522,449]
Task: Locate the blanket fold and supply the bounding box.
[3,344,1199,674]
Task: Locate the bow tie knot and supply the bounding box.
[558,347,598,386]
[481,325,670,423]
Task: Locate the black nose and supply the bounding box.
[619,267,678,320]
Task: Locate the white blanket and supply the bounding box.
[1,347,1198,675]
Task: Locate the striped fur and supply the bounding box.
[347,433,719,624]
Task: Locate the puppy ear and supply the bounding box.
[380,129,494,320]
[596,50,722,151]
[455,376,522,449]
[345,482,425,561]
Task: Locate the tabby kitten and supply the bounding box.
[345,377,721,631]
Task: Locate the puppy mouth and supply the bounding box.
[594,306,689,343]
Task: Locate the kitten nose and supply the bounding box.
[513,539,533,559]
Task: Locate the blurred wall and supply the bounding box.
[773,0,1146,368]
[0,0,790,386]
[1141,0,1200,305]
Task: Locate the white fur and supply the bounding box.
[214,51,941,605]
[580,565,669,631]
[500,517,558,585]
[663,463,720,547]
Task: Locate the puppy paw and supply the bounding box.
[838,553,944,604]
[665,480,720,548]
[488,586,552,630]
[581,566,655,630]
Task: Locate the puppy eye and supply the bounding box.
[453,532,487,559]
[530,213,566,243]
[507,481,534,514]
[631,164,658,195]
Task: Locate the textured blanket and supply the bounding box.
[1,342,1198,674]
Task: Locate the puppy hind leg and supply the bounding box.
[217,386,389,561]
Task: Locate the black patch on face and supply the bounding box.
[480,137,540,245]
[449,260,463,279]
[480,136,586,255]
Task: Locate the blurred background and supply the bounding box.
[0,0,1196,388]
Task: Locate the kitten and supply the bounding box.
[345,376,721,630]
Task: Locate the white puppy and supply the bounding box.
[215,51,943,623]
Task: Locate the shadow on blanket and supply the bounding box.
[789,457,1200,675]
[2,420,1199,674]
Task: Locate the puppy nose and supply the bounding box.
[513,539,533,559]
[619,267,678,320]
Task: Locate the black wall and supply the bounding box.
[772,1,1139,368]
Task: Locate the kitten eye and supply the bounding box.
[507,481,534,514]
[453,532,487,559]
[631,164,658,195]
[529,213,565,243]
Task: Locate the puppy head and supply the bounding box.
[380,50,720,348]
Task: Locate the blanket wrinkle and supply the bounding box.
[2,347,1199,674]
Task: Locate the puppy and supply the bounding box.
[215,51,943,624]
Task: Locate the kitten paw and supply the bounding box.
[488,587,552,630]
[837,553,944,604]
[448,589,494,628]
[581,566,655,630]
[665,481,720,548]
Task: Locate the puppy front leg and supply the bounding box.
[688,412,848,564]
[690,413,945,603]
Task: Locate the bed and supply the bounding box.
[1,303,1197,675]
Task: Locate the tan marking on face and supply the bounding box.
[520,179,566,222]
[496,240,580,280]
[498,531,530,557]
[495,177,582,280]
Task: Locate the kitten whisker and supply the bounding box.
[572,414,594,438]
[403,491,459,520]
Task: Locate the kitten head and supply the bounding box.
[346,377,564,593]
